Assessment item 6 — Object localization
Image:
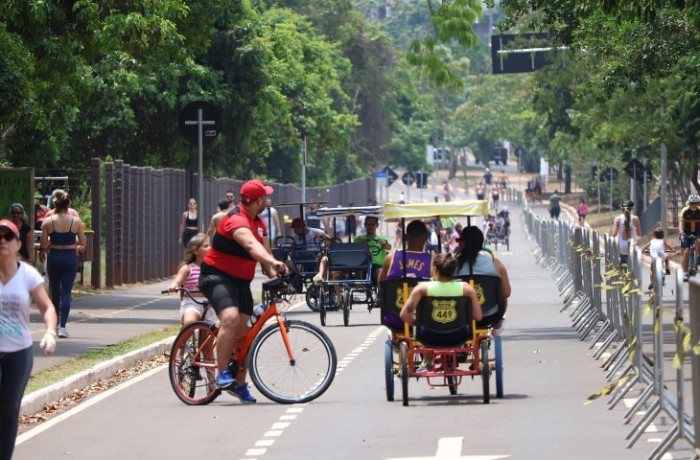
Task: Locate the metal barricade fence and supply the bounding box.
[520,198,696,460]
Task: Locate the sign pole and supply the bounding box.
[197,108,204,232]
[180,101,220,229]
[597,166,601,215]
[301,136,307,204]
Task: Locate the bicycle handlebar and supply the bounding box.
[161,287,208,306]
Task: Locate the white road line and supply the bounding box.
[237,326,386,460]
[17,364,166,444]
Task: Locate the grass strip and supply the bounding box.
[26,323,181,395]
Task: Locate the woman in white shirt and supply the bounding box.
[0,219,57,460]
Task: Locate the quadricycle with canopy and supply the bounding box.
[308,205,383,326]
[379,200,506,406]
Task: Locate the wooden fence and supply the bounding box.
[89,158,376,288]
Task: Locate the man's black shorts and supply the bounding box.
[199,263,254,316]
[680,232,700,249]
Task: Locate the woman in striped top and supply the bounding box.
[168,233,216,326]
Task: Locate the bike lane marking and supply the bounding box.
[238,326,386,460]
[387,437,509,460]
[16,364,165,445]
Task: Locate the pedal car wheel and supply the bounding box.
[447,376,458,395]
[342,289,351,327]
[400,342,409,407]
[495,335,504,398]
[480,339,490,404]
[305,285,321,312]
[319,289,327,326]
[384,339,395,401]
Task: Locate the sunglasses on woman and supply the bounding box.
[0,232,17,242]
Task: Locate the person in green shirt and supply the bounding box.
[354,215,391,282]
[548,190,561,220]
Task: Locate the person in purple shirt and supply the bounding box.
[379,220,433,282]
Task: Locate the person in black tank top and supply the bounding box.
[179,198,199,248]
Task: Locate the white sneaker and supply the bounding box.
[57,327,69,338]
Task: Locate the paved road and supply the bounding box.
[15,178,690,460]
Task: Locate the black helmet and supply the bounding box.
[622,200,634,209]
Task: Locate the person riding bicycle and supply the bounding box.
[399,253,482,347]
[198,179,288,403]
[679,194,700,281]
[612,200,641,266]
[378,220,433,282]
[455,225,511,334]
[290,218,330,249]
[354,215,391,283]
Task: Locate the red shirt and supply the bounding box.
[203,206,267,281]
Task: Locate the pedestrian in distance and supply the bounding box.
[225,190,236,211]
[612,200,641,266]
[178,198,199,248]
[442,179,453,202]
[207,199,232,239]
[199,179,288,403]
[483,168,493,186]
[0,219,57,460]
[44,189,80,218]
[548,190,561,220]
[260,197,281,244]
[578,197,589,226]
[168,233,216,327]
[641,227,675,290]
[39,189,86,339]
[8,203,34,264]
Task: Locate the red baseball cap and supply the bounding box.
[240,179,274,203]
[290,218,305,229]
[0,219,19,238]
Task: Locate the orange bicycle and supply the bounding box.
[166,277,337,405]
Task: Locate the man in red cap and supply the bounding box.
[199,179,287,402]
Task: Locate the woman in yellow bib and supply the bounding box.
[399,253,482,346]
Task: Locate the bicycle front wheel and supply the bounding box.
[249,320,337,404]
[169,321,220,405]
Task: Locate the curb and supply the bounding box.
[20,336,175,417]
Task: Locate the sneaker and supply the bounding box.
[57,327,69,338]
[229,382,257,403]
[312,273,323,285]
[684,275,689,282]
[215,369,235,389]
[665,269,671,275]
[648,283,653,290]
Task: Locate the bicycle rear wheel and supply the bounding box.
[249,320,337,404]
[169,321,220,405]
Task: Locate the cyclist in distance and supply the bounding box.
[679,194,700,282]
[199,179,288,403]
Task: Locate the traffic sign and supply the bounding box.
[178,101,221,145]
[384,167,398,186]
[376,170,387,179]
[600,167,619,181]
[416,172,429,189]
[402,172,415,186]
